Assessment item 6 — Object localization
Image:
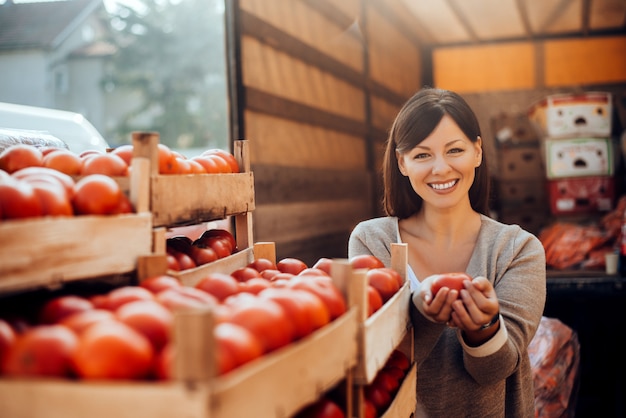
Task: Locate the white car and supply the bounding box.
[0,102,110,154]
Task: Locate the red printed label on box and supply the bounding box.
[528,92,613,138]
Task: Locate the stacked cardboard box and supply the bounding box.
[528,92,616,216]
[491,112,550,235]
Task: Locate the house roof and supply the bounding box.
[0,0,102,51]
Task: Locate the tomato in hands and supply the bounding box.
[430,272,472,298]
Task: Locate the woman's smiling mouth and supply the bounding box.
[429,179,458,190]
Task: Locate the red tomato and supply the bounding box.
[154,342,173,380]
[297,397,345,418]
[364,383,392,414]
[196,229,237,252]
[350,254,385,270]
[380,267,404,288]
[277,257,308,275]
[157,144,179,174]
[222,293,294,353]
[0,144,43,173]
[0,178,43,219]
[238,277,272,295]
[12,166,75,197]
[367,285,383,317]
[38,295,94,324]
[42,149,82,175]
[170,250,197,270]
[29,179,74,216]
[372,369,400,395]
[0,319,17,365]
[72,320,154,380]
[72,174,123,215]
[2,324,78,377]
[207,238,233,259]
[214,322,263,375]
[288,276,347,320]
[186,159,207,174]
[204,153,232,173]
[166,253,181,271]
[366,269,400,303]
[115,300,173,352]
[110,144,134,166]
[260,269,283,281]
[430,272,472,297]
[201,149,239,173]
[312,257,333,275]
[104,286,155,311]
[190,155,220,174]
[386,349,411,372]
[189,245,218,266]
[155,287,219,311]
[139,275,182,294]
[59,309,116,334]
[363,399,377,418]
[247,258,277,272]
[80,153,129,176]
[230,266,262,282]
[195,273,240,302]
[258,287,318,339]
[298,268,330,277]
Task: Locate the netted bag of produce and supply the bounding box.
[529,316,580,418]
[539,222,610,270]
[0,127,69,153]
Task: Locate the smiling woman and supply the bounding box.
[349,87,546,418]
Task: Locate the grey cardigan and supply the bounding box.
[348,215,546,418]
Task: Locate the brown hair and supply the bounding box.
[382,88,490,219]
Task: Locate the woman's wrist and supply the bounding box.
[479,311,500,330]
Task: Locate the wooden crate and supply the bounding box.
[131,132,255,228]
[0,259,360,418]
[0,156,153,295]
[351,243,411,385]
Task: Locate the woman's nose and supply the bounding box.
[431,156,451,174]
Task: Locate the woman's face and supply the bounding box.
[396,114,482,212]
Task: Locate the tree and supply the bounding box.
[101,0,228,152]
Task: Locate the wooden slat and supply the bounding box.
[240,9,406,106]
[252,165,372,205]
[253,199,372,245]
[245,87,367,137]
[543,36,626,86]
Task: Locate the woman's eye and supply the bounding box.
[448,148,464,154]
[414,153,430,159]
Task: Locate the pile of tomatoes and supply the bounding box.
[348,255,404,317]
[293,349,412,418]
[0,167,133,219]
[166,228,238,270]
[0,143,239,177]
[0,255,350,381]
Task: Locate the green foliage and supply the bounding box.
[101,0,228,152]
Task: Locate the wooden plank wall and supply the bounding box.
[232,0,423,265]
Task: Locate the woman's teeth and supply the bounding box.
[430,180,457,190]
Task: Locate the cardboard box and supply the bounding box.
[498,208,551,236]
[547,176,615,215]
[544,137,614,179]
[491,112,539,148]
[496,145,544,180]
[528,92,613,139]
[496,179,547,209]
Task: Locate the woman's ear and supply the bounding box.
[396,150,407,176]
[475,136,483,167]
